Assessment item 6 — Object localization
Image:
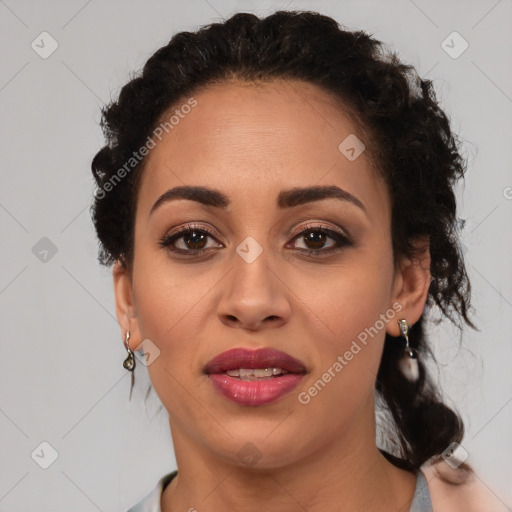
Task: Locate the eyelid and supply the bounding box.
[162,221,348,241]
[157,222,224,256]
[164,222,223,241]
[159,220,352,255]
[289,221,351,241]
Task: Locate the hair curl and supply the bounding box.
[90,10,476,477]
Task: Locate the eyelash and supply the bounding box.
[158,222,352,257]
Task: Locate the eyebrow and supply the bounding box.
[149,184,366,217]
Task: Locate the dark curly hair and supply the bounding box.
[90,10,476,477]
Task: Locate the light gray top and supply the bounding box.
[126,468,433,512]
[409,470,433,512]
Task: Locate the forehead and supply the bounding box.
[136,79,387,216]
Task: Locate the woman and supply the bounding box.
[90,10,504,512]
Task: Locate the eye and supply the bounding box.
[288,223,352,255]
[158,224,223,255]
[158,222,352,257]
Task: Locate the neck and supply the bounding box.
[161,404,417,512]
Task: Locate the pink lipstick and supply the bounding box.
[204,347,306,406]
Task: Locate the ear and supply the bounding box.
[386,235,431,337]
[113,260,142,351]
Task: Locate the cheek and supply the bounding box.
[132,244,219,342]
[130,255,201,373]
[297,252,393,345]
[293,280,388,434]
[291,248,394,396]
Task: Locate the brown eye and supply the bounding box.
[290,225,352,255]
[302,231,329,250]
[182,230,208,250]
[158,225,223,254]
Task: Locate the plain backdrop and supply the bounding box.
[0,0,511,510]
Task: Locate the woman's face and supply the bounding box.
[114,79,426,469]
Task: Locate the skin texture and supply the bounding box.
[113,79,431,511]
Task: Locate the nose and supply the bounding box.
[216,249,292,331]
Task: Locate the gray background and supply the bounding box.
[0,0,511,510]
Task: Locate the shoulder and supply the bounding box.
[126,470,178,512]
[421,461,509,512]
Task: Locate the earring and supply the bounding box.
[123,330,136,371]
[123,330,136,399]
[397,319,419,382]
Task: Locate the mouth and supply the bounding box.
[203,347,307,378]
[221,367,292,380]
[203,347,307,406]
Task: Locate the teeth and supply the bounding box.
[225,368,289,379]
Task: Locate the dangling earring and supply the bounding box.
[397,319,419,382]
[123,330,135,398]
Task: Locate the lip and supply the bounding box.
[203,347,307,375]
[204,347,307,407]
